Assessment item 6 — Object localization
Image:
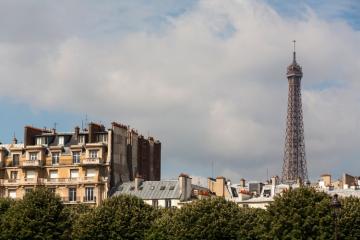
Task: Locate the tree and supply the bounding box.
[72,195,157,240]
[61,204,92,239]
[266,187,333,239]
[0,188,67,240]
[146,197,261,240]
[339,196,360,239]
[0,197,14,216]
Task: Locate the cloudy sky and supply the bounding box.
[0,0,359,182]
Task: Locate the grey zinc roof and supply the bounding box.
[114,180,181,200]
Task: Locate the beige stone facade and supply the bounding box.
[0,122,161,206]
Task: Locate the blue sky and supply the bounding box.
[0,0,360,181]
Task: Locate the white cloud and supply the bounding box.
[0,0,360,181]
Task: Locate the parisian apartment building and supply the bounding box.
[0,122,161,206]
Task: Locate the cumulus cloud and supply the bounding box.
[0,0,360,181]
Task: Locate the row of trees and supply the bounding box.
[0,188,359,239]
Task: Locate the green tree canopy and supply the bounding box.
[339,196,360,239]
[0,188,66,240]
[146,197,264,240]
[72,194,157,240]
[266,187,333,240]
[0,197,14,216]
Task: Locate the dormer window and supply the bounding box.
[96,134,108,143]
[78,135,85,145]
[58,136,64,145]
[36,137,47,145]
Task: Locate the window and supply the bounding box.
[69,188,77,202]
[70,169,79,179]
[130,186,135,191]
[30,152,37,161]
[72,151,80,164]
[96,134,108,143]
[36,137,46,145]
[152,200,158,208]
[89,150,98,159]
[160,186,166,190]
[85,187,94,202]
[48,188,56,194]
[52,152,60,165]
[86,169,96,177]
[165,199,172,208]
[58,136,64,145]
[26,170,35,179]
[78,135,85,145]
[8,189,16,199]
[12,154,19,166]
[10,171,17,181]
[169,186,175,190]
[25,188,33,195]
[49,170,58,179]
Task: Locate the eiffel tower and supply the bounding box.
[281,41,308,183]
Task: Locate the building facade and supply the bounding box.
[0,122,161,205]
[114,174,211,208]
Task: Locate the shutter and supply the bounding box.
[70,170,79,178]
[50,171,58,178]
[86,169,96,177]
[9,190,16,199]
[26,170,35,179]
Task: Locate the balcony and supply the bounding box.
[23,177,44,185]
[4,179,19,185]
[81,158,103,166]
[61,197,81,204]
[45,178,79,185]
[83,196,97,204]
[22,160,43,168]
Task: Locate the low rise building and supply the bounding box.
[0,122,161,205]
[113,174,211,208]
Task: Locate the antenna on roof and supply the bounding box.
[211,160,214,179]
[85,114,88,126]
[54,122,58,130]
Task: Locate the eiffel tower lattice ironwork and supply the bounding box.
[281,41,308,183]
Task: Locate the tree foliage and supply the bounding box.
[266,187,333,240]
[146,197,264,240]
[339,196,360,239]
[72,195,157,240]
[0,188,67,240]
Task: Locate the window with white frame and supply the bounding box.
[52,152,60,165]
[85,187,94,202]
[30,152,37,161]
[78,135,85,145]
[58,136,65,145]
[72,151,80,164]
[89,150,98,159]
[68,188,77,202]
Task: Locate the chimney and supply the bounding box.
[239,178,246,188]
[179,173,191,202]
[271,176,278,197]
[134,174,144,191]
[12,136,18,144]
[74,126,80,140]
